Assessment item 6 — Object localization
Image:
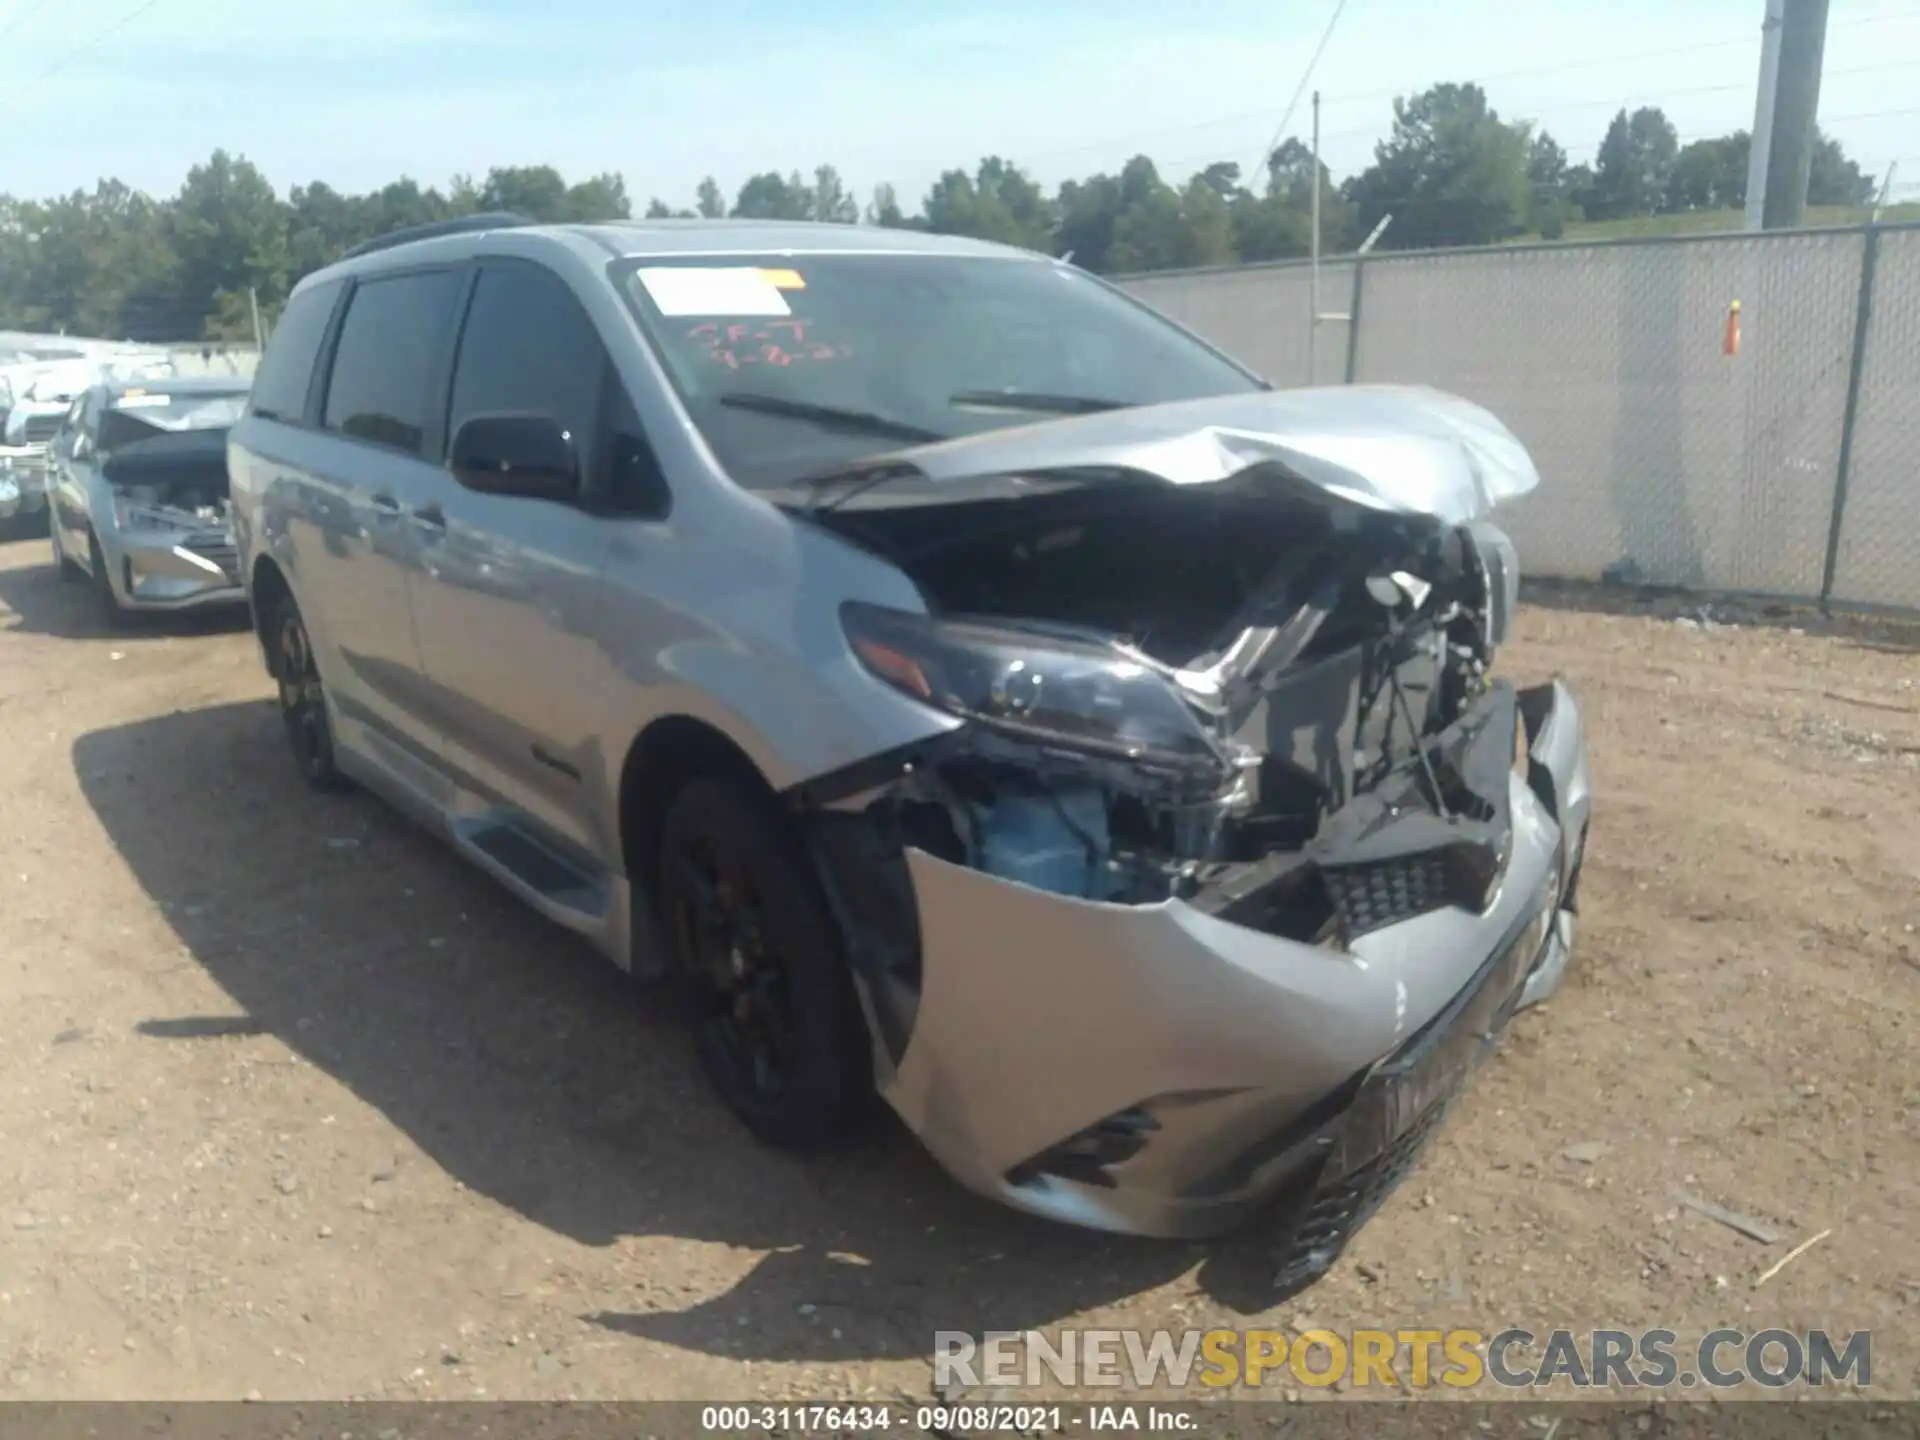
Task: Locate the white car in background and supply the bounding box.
[47,375,251,621]
[0,352,178,536]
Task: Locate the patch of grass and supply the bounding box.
[1511,202,1920,244]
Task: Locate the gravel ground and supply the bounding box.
[1,533,1917,1403]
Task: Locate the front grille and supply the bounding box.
[1322,851,1454,936]
[21,416,60,444]
[179,533,240,583]
[1272,1092,1455,1293]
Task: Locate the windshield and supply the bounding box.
[98,390,249,452]
[613,253,1261,490]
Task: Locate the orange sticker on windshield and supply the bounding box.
[758,268,806,290]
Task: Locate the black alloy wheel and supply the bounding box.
[656,776,872,1148]
[273,595,350,792]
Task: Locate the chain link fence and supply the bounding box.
[1126,261,1355,388]
[1119,221,1920,615]
[1826,228,1920,611]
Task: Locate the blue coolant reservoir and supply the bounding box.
[970,788,1115,899]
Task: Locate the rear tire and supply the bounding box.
[655,775,874,1149]
[267,589,350,793]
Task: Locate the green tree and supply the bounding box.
[1267,137,1355,251]
[562,173,631,221]
[1809,130,1875,206]
[922,157,1053,250]
[286,181,361,278]
[478,165,568,220]
[1526,130,1580,237]
[1667,133,1749,212]
[695,176,727,219]
[731,170,813,220]
[1344,83,1534,249]
[1105,159,1187,273]
[1055,173,1122,270]
[1174,174,1237,268]
[1587,106,1679,219]
[809,165,860,224]
[867,182,912,227]
[170,151,290,339]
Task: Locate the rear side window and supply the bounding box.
[249,279,342,423]
[322,270,464,456]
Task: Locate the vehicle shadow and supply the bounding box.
[76,700,1303,1371]
[0,545,251,642]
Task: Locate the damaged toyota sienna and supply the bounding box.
[228,216,1591,1286]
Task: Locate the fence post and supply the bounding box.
[1819,226,1881,612]
[1343,257,1366,384]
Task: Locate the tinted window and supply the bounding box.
[323,270,463,455]
[614,254,1260,490]
[250,279,342,423]
[447,263,605,482]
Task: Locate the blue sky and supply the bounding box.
[4,0,1918,209]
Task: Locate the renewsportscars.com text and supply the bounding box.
[932,1328,1872,1391]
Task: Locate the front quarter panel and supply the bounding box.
[590,491,963,801]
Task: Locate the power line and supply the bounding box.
[1248,0,1352,177]
[934,2,1920,187]
[1314,1,1920,110]
[1143,59,1920,179]
[0,0,58,36]
[9,0,169,99]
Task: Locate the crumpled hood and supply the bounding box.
[778,384,1540,527]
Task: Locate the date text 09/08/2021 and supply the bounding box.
[699,1405,1186,1434]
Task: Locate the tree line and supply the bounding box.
[0,81,1879,343]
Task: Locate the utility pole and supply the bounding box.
[1745,0,1829,230]
[1743,0,1783,230]
[1308,89,1322,386]
[248,287,264,350]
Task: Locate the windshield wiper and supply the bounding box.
[718,392,945,445]
[948,389,1129,416]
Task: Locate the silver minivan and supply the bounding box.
[228,216,1590,1284]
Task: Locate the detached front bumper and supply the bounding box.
[878,678,1591,1253]
[100,525,247,611]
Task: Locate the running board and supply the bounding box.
[452,817,610,933]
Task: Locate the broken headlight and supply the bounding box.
[1462,520,1520,650]
[841,602,1227,775]
[110,494,196,533]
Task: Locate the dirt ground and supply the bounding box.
[1,532,1916,1405]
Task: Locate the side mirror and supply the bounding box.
[448,413,578,501]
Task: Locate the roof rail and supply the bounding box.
[338,212,536,261]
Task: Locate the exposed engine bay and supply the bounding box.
[102,428,233,531]
[787,467,1528,1060]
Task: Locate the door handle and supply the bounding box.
[368,492,402,514]
[411,502,446,529]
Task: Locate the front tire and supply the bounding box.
[655,776,874,1149]
[268,590,350,793]
[51,520,82,582]
[86,530,126,625]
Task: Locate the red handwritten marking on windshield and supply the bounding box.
[686,319,850,369]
